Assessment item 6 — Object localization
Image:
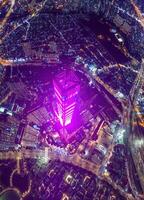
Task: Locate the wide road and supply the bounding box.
[124,59,144,199]
[0,146,134,200]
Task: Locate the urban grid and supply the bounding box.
[0,1,144,200]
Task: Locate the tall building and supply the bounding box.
[53,70,80,127]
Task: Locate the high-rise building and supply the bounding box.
[53,70,80,127]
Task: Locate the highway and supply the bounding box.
[124,59,144,199]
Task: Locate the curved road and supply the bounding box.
[0,146,134,200]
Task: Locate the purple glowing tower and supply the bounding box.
[53,70,80,127]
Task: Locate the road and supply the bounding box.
[124,59,144,199]
[0,145,135,200]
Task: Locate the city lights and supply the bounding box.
[53,70,80,127]
[0,0,143,199]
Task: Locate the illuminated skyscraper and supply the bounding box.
[53,70,80,127]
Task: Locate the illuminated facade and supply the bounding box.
[53,70,80,127]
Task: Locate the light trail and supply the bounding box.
[0,58,12,66]
[130,0,144,29]
[0,0,47,71]
[102,63,138,74]
[0,91,12,105]
[0,0,47,44]
[85,44,111,65]
[0,0,16,32]
[0,148,135,199]
[24,20,31,40]
[124,59,144,197]
[0,0,7,9]
[112,0,144,29]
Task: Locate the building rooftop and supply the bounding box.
[0,0,144,199]
[53,70,80,94]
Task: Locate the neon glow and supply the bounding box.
[53,70,80,127]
